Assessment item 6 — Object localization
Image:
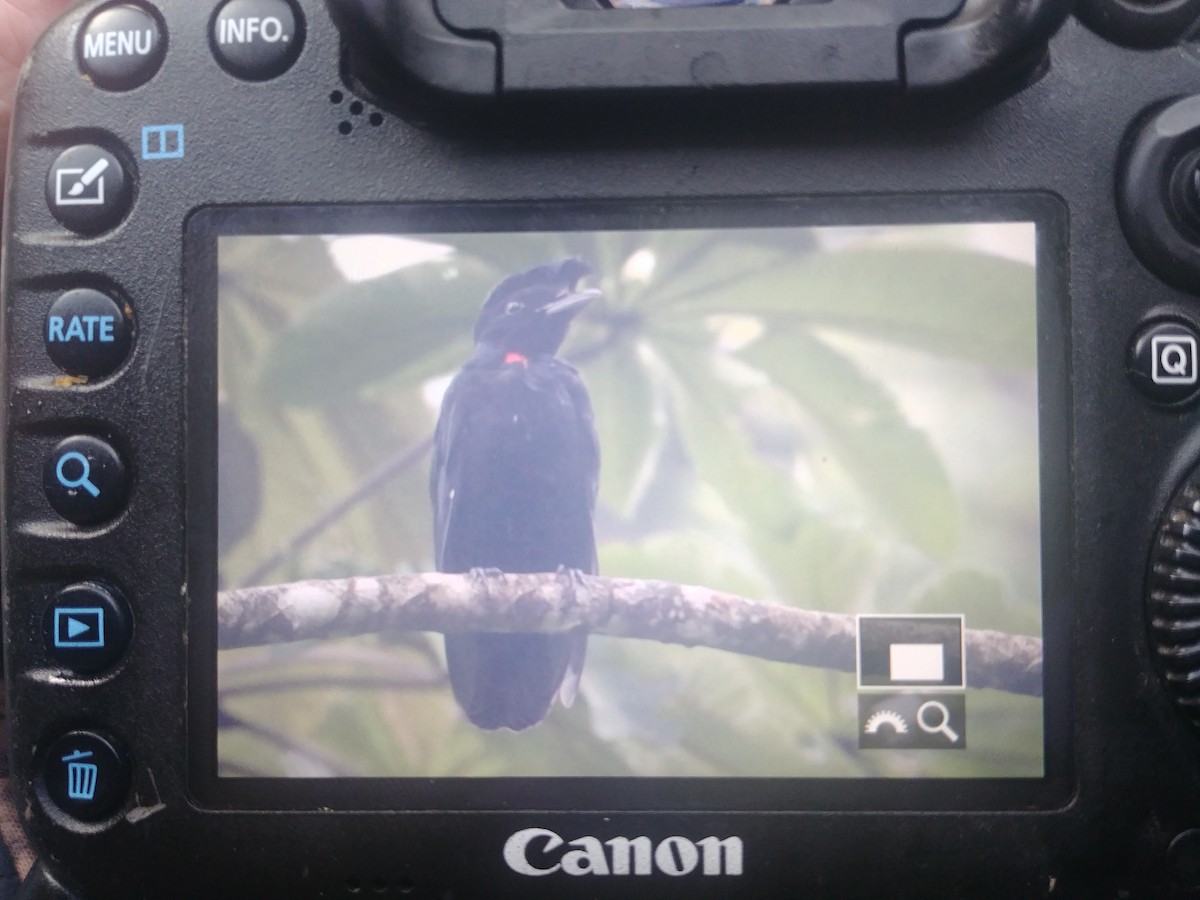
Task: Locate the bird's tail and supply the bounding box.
[444,629,587,731]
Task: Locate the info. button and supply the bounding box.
[43,436,130,526]
[212,0,305,81]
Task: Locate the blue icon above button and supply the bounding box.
[141,124,184,159]
[43,582,131,675]
[42,731,129,822]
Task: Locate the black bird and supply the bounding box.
[431,258,601,731]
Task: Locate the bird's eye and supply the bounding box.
[505,301,523,315]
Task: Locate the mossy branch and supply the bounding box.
[218,571,1042,697]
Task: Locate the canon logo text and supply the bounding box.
[503,828,744,877]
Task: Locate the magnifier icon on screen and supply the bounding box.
[917,700,960,744]
[56,451,101,498]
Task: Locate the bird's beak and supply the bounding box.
[541,288,601,319]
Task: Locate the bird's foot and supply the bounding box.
[555,565,590,603]
[467,566,505,588]
[467,567,505,608]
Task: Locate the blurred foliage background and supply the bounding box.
[216,222,1044,779]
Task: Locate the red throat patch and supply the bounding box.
[504,352,528,367]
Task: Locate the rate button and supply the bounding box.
[45,289,134,379]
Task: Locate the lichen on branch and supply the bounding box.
[217,571,1042,697]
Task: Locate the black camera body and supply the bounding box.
[7,0,1200,897]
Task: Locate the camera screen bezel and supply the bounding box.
[184,193,1072,813]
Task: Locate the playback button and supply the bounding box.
[43,436,130,526]
[42,583,132,675]
[41,731,130,823]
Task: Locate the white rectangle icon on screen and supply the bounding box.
[889,643,945,682]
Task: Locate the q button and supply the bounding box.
[43,437,129,526]
[1129,318,1200,406]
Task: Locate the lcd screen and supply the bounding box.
[208,207,1052,784]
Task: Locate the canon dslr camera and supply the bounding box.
[5,0,1200,897]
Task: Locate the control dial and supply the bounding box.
[1149,466,1200,726]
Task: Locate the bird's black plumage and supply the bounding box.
[431,258,600,731]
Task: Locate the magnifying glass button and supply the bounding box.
[43,436,129,526]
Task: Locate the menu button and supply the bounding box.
[78,3,166,91]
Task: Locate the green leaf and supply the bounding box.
[659,246,1037,368]
[654,339,807,543]
[219,236,345,319]
[317,394,438,572]
[583,339,662,519]
[742,329,960,559]
[438,234,578,278]
[257,258,495,406]
[600,531,770,600]
[913,568,1040,637]
[638,235,804,311]
[747,517,883,614]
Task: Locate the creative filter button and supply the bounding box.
[45,145,133,235]
[45,289,134,378]
[43,436,129,526]
[78,2,166,91]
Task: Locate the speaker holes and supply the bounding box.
[329,87,387,135]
